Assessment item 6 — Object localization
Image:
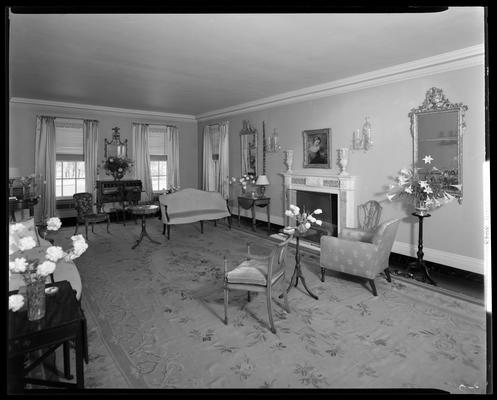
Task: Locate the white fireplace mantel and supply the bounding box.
[281,169,356,231]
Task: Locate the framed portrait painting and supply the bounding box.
[303,128,331,168]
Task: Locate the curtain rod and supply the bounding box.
[37,115,98,123]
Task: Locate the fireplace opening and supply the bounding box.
[296,190,338,244]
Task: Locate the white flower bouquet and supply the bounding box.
[284,204,323,234]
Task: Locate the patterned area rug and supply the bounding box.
[51,218,486,392]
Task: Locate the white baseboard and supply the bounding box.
[239,210,484,275]
[391,241,483,275]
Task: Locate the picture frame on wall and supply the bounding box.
[303,128,331,168]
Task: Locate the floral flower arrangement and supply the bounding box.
[284,204,323,234]
[8,217,88,312]
[386,154,461,213]
[102,156,134,180]
[163,185,181,194]
[230,175,256,192]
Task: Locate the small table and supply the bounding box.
[8,280,87,391]
[128,204,161,249]
[9,197,39,222]
[280,228,319,300]
[406,212,437,285]
[237,196,271,234]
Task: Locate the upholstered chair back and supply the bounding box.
[73,192,94,222]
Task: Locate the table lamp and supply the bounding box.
[255,175,270,197]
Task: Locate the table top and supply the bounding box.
[9,280,83,341]
[280,227,318,239]
[128,204,159,215]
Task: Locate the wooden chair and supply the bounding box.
[73,192,110,239]
[358,200,382,231]
[223,235,293,334]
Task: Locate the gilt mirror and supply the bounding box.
[104,126,128,158]
[410,87,467,200]
[240,120,258,177]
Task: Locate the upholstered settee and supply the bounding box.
[8,218,82,301]
[159,188,232,239]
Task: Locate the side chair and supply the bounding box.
[320,218,400,296]
[223,235,293,334]
[73,192,110,239]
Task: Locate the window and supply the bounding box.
[55,119,85,198]
[148,125,168,191]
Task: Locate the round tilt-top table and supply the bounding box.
[127,204,160,249]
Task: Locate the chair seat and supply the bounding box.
[82,213,108,222]
[227,259,284,286]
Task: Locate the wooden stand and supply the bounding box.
[406,212,437,285]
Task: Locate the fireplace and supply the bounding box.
[296,190,338,244]
[282,169,356,246]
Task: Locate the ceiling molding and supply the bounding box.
[196,44,485,122]
[9,98,197,122]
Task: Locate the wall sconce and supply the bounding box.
[264,122,282,153]
[352,117,373,151]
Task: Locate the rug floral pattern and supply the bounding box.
[53,219,486,392]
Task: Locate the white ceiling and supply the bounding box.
[9,8,485,117]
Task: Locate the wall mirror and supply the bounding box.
[104,126,128,158]
[240,120,258,177]
[409,87,467,200]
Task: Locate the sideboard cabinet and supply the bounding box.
[96,180,142,213]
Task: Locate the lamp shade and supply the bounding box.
[9,167,21,178]
[256,175,270,186]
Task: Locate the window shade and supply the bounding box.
[55,119,84,156]
[148,125,168,156]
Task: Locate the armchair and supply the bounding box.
[319,218,400,296]
[223,235,293,334]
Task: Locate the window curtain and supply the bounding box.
[203,122,229,197]
[83,119,99,207]
[132,123,153,201]
[34,116,56,223]
[219,121,230,199]
[202,125,216,192]
[166,126,180,189]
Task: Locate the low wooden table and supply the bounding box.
[237,195,271,234]
[128,204,161,249]
[8,280,87,391]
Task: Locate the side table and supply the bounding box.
[128,204,161,249]
[237,196,271,234]
[8,280,87,391]
[279,228,319,300]
[405,211,437,285]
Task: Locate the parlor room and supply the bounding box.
[6,8,491,394]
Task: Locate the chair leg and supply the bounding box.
[200,221,204,234]
[224,287,228,325]
[247,291,251,302]
[282,281,290,313]
[214,220,217,227]
[91,222,95,233]
[85,222,89,239]
[384,268,392,282]
[106,216,110,233]
[266,288,276,334]
[162,223,166,235]
[167,225,170,240]
[320,267,326,282]
[369,279,378,296]
[74,222,79,235]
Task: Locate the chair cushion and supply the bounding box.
[227,259,284,286]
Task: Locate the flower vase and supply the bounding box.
[27,280,46,321]
[285,150,294,172]
[296,224,308,234]
[337,148,349,176]
[415,199,429,216]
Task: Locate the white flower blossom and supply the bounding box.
[315,220,323,226]
[307,216,316,223]
[405,186,413,194]
[46,217,62,231]
[9,294,24,312]
[305,222,311,229]
[45,246,65,262]
[9,257,28,273]
[313,209,323,215]
[285,210,293,217]
[37,261,56,277]
[10,223,27,235]
[18,236,37,251]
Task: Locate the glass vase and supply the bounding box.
[297,224,308,234]
[27,280,46,321]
